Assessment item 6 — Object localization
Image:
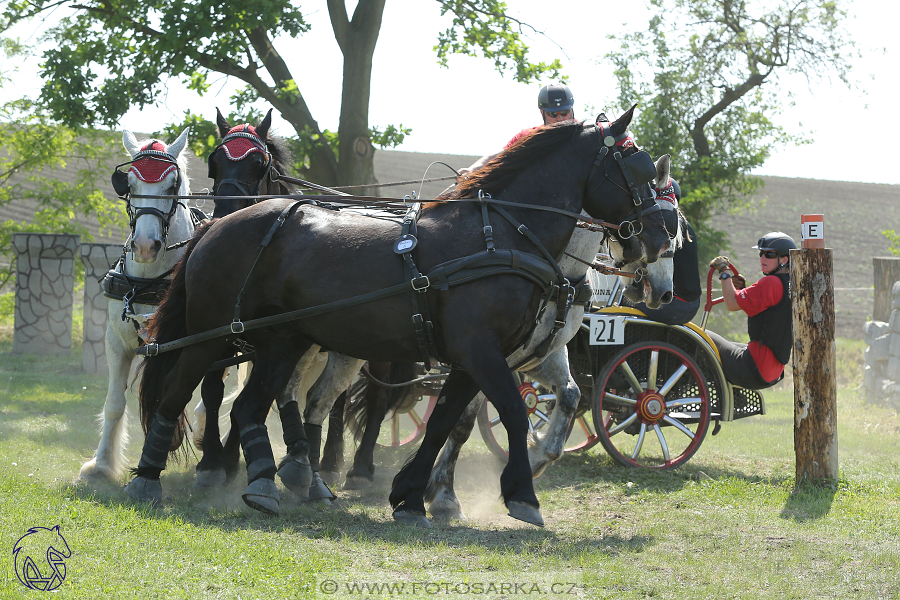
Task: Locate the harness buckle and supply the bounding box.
[411,275,430,292]
[141,343,159,357]
[231,320,245,334]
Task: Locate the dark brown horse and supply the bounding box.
[191,109,313,497]
[129,108,670,526]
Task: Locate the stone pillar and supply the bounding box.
[81,243,123,373]
[874,257,900,323]
[12,233,80,355]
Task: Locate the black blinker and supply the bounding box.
[621,150,658,186]
[111,169,130,197]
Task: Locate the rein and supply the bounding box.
[127,193,625,231]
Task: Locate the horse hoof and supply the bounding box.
[343,475,373,490]
[429,507,468,522]
[307,472,337,501]
[277,455,313,498]
[194,468,226,489]
[242,479,280,515]
[124,476,162,505]
[507,501,544,527]
[393,510,431,528]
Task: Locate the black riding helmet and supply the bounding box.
[752,232,797,257]
[538,83,574,112]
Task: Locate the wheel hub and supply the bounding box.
[636,391,665,422]
[518,383,539,413]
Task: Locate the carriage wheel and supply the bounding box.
[592,341,710,469]
[477,379,601,462]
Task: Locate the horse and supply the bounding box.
[77,129,199,483]
[128,108,671,527]
[199,107,371,503]
[423,154,686,521]
[187,108,315,496]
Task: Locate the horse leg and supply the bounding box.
[320,390,347,484]
[78,326,133,482]
[304,353,365,502]
[523,346,580,478]
[464,349,543,526]
[272,346,321,499]
[424,395,483,521]
[232,343,312,515]
[344,361,393,490]
[125,339,230,504]
[194,362,230,488]
[390,368,481,528]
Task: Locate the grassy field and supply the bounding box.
[1,316,898,599]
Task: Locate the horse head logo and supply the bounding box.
[12,525,72,591]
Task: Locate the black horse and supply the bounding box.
[191,109,314,498]
[129,108,670,526]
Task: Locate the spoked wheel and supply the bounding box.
[477,378,600,461]
[592,341,710,469]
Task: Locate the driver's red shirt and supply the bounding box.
[505,126,541,149]
[734,275,786,382]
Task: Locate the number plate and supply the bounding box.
[589,315,625,345]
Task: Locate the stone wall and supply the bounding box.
[12,233,79,355]
[863,280,900,411]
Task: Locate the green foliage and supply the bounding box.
[606,0,856,263]
[882,229,900,256]
[3,0,563,187]
[435,0,563,83]
[0,98,127,288]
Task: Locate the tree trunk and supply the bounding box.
[790,248,838,484]
[331,0,385,194]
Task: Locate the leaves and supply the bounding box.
[606,0,856,263]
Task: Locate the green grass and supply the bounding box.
[1,336,898,599]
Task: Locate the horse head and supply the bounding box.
[208,108,292,218]
[115,129,191,263]
[584,105,670,264]
[611,154,684,308]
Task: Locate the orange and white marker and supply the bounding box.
[801,214,825,249]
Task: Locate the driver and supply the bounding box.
[458,82,576,178]
[707,232,797,390]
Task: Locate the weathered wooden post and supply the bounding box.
[873,257,900,323]
[791,214,838,484]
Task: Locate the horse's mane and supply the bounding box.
[433,121,587,204]
[264,134,296,194]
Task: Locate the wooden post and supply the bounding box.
[791,247,838,484]
[873,257,900,323]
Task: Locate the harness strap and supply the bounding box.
[397,202,441,368]
[231,201,306,331]
[138,248,560,357]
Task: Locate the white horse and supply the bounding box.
[78,129,196,482]
[423,155,684,520]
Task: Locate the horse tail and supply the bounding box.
[344,362,419,442]
[137,221,214,439]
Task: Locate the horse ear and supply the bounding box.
[256,108,273,141]
[216,107,231,137]
[123,130,141,157]
[655,154,671,188]
[168,128,190,158]
[609,103,637,137]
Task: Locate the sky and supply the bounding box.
[2,1,896,184]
